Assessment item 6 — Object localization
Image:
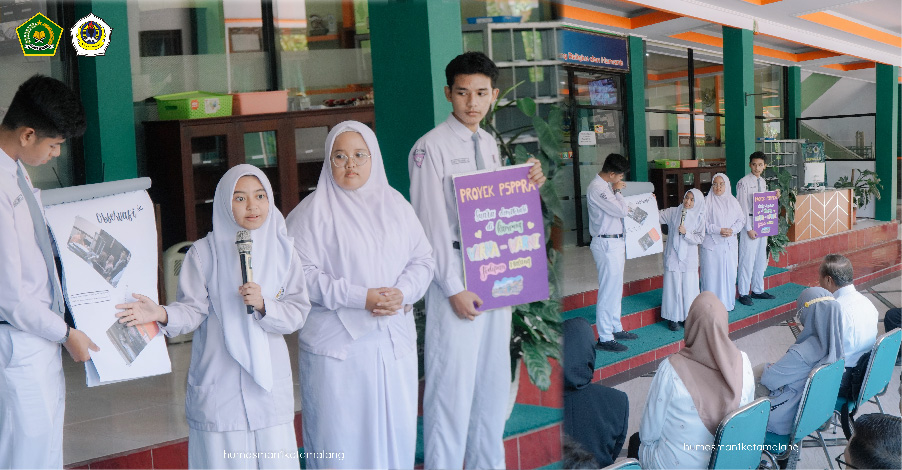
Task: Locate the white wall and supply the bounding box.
[825,160,876,218]
[801,73,876,148]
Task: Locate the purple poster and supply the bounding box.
[753,191,779,237]
[453,164,549,311]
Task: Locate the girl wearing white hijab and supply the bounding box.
[659,188,706,331]
[700,173,745,311]
[759,287,845,435]
[286,121,435,469]
[117,164,310,469]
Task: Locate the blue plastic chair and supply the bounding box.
[834,328,902,437]
[602,458,642,469]
[708,398,771,469]
[763,359,845,470]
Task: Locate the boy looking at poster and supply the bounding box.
[408,51,545,469]
[588,153,637,352]
[0,75,98,468]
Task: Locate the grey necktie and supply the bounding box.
[17,165,64,316]
[758,177,762,192]
[472,133,486,170]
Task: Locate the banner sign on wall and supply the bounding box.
[453,164,549,311]
[44,181,171,386]
[557,28,629,71]
[752,191,779,236]
[623,193,664,259]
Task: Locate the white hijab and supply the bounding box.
[206,164,294,391]
[672,188,706,261]
[705,173,743,242]
[287,121,413,339]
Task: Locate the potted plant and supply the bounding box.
[766,167,797,262]
[483,82,564,399]
[833,169,882,223]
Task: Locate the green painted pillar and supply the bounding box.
[625,35,647,181]
[785,66,801,139]
[193,1,225,55]
[369,0,461,198]
[75,1,137,183]
[722,26,754,191]
[874,64,898,221]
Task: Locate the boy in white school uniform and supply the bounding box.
[408,51,546,469]
[0,75,98,468]
[587,153,637,352]
[736,151,778,306]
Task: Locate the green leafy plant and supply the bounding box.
[482,82,564,391]
[766,167,797,262]
[833,168,882,210]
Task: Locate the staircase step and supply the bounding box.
[414,403,562,469]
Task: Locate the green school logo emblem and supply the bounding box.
[16,13,63,57]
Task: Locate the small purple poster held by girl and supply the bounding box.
[753,191,779,236]
[453,164,550,311]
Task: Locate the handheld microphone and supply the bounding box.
[236,230,254,315]
[680,208,687,228]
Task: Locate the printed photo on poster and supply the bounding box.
[623,193,664,259]
[106,311,160,365]
[67,216,132,287]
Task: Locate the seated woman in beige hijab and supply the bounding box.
[634,292,755,469]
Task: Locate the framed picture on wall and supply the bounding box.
[228,27,263,53]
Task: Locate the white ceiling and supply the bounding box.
[561,0,901,82]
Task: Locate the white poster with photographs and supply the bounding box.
[623,193,664,259]
[44,190,171,386]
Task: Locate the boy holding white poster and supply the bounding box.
[117,165,310,469]
[0,75,97,468]
[587,153,637,352]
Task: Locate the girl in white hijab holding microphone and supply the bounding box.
[660,188,706,331]
[286,121,435,469]
[700,173,745,311]
[116,164,311,468]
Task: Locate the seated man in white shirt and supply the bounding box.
[818,254,878,372]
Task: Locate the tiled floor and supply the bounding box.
[60,218,901,466]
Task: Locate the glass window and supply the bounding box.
[646,51,690,111]
[799,115,876,159]
[0,1,76,189]
[275,0,372,108]
[754,64,784,119]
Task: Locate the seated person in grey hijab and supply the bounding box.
[563,317,629,467]
[758,287,845,435]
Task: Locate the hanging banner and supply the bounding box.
[43,181,171,386]
[752,191,779,237]
[557,28,629,71]
[453,164,549,311]
[623,193,664,259]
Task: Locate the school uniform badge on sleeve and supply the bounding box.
[413,149,426,168]
[13,194,24,208]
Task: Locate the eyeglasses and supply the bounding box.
[330,152,370,168]
[835,455,857,469]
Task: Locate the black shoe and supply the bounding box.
[595,340,628,352]
[737,295,753,306]
[751,291,776,300]
[668,320,679,331]
[613,331,639,340]
[678,321,685,329]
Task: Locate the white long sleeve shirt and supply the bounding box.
[160,245,310,432]
[408,114,501,297]
[0,150,67,342]
[735,173,767,233]
[297,204,434,361]
[639,353,754,470]
[833,284,879,367]
[586,175,628,238]
[660,207,705,273]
